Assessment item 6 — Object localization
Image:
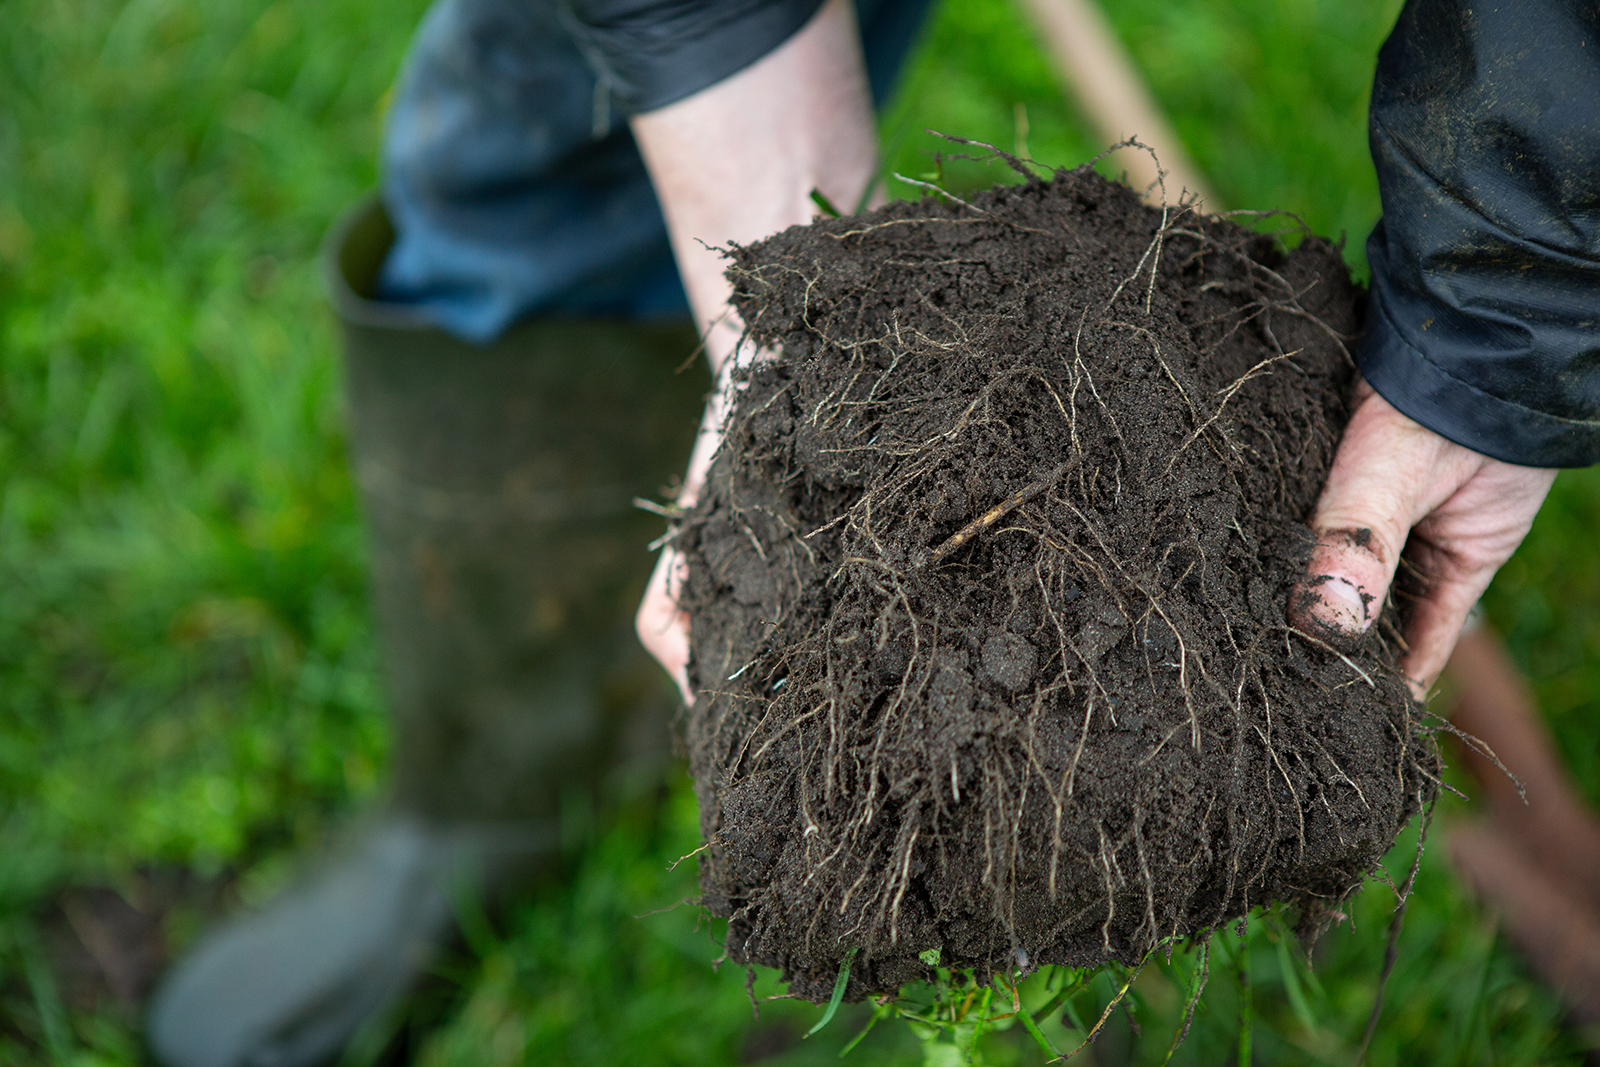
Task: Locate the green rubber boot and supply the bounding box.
[145,198,706,1067]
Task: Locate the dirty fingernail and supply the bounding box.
[1312,576,1369,633]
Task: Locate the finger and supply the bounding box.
[636,548,695,706]
[1398,540,1497,697]
[1290,386,1471,640]
[1396,464,1556,692]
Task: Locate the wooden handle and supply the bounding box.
[1016,0,1218,209]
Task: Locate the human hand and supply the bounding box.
[629,0,879,706]
[1290,378,1556,700]
[635,380,734,707]
[638,545,694,705]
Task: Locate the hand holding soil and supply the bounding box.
[672,167,1438,1001]
[1294,381,1556,699]
[629,0,880,708]
[639,547,695,705]
[638,379,742,708]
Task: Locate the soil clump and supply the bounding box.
[677,163,1436,1003]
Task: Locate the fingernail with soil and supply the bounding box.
[1311,575,1369,634]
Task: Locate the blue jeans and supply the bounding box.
[378,0,934,342]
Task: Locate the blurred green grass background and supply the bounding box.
[2,0,1597,1063]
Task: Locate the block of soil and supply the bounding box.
[678,164,1436,1003]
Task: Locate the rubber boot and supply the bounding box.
[145,197,707,1067]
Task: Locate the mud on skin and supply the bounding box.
[677,165,1438,1003]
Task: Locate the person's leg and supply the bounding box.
[146,7,699,1065]
[376,0,688,340]
[146,202,708,1067]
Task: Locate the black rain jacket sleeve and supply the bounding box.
[560,0,825,114]
[1362,0,1600,468]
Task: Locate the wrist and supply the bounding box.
[629,0,877,376]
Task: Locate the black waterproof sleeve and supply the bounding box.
[1361,0,1600,468]
[562,0,825,115]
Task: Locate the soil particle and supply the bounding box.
[678,163,1437,1002]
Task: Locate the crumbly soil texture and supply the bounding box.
[679,163,1436,1003]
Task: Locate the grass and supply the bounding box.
[1,0,1597,1063]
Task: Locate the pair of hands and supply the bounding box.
[638,378,1557,707]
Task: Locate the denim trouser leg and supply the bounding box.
[379,0,936,343]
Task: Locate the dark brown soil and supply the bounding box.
[678,163,1436,1003]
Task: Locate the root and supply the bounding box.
[1062,955,1153,1061]
[923,459,1076,567]
[1423,712,1526,803]
[1163,349,1304,474]
[1356,797,1433,1065]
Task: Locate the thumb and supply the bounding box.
[1290,385,1473,642]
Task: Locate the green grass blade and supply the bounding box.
[1275,934,1317,1033]
[809,188,843,218]
[1016,997,1061,1060]
[1236,923,1252,1067]
[1031,970,1087,1025]
[839,999,887,1057]
[1162,939,1210,1065]
[967,985,994,1052]
[807,946,859,1038]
